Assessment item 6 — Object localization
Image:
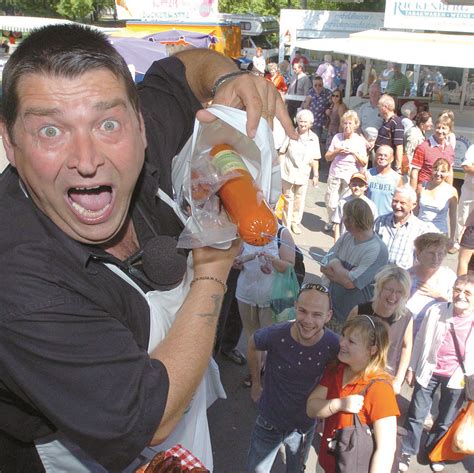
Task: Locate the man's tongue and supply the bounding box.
[69,186,112,212]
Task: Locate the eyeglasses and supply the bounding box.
[299,283,332,309]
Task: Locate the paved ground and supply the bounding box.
[208,159,474,473]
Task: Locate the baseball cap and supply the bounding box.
[350,172,368,185]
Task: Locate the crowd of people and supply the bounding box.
[0,26,473,473]
[234,49,474,473]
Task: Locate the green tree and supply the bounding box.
[218,0,385,16]
[56,0,94,20]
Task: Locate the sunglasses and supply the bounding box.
[332,94,340,98]
[299,283,332,309]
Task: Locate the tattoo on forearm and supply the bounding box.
[195,294,223,325]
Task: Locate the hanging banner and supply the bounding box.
[115,0,218,22]
[384,0,474,32]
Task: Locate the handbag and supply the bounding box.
[328,412,374,473]
[429,401,472,462]
[327,380,391,473]
[452,401,474,454]
[270,265,300,323]
[450,324,474,401]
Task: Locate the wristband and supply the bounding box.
[328,399,335,415]
[190,276,227,294]
[211,70,249,98]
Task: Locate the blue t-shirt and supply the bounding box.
[254,322,339,432]
[367,167,401,216]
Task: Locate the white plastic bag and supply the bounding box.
[171,105,280,249]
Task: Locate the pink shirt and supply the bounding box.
[434,314,474,377]
[328,132,367,183]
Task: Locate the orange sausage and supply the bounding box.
[210,144,277,246]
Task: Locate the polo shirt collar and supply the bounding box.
[391,213,415,228]
[429,134,442,148]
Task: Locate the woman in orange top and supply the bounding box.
[267,62,288,98]
[307,315,399,473]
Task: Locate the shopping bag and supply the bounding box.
[429,402,470,462]
[270,266,299,322]
[452,401,474,454]
[274,194,286,221]
[171,105,281,249]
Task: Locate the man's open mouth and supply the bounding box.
[67,185,113,220]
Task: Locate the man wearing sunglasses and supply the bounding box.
[246,284,339,472]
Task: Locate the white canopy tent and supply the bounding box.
[0,16,75,33]
[296,29,474,69]
[296,29,474,109]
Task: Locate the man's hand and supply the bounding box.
[197,74,297,140]
[405,369,415,387]
[392,378,403,395]
[312,176,319,187]
[251,383,263,403]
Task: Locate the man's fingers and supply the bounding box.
[196,109,217,123]
[275,98,298,140]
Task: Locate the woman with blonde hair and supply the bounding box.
[347,265,413,394]
[307,315,399,473]
[417,158,458,249]
[267,62,287,96]
[324,109,368,231]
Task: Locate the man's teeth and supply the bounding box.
[71,201,110,217]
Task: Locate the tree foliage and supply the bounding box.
[1,0,115,21]
[218,0,385,16]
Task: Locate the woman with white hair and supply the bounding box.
[347,265,413,394]
[279,109,321,234]
[324,109,368,231]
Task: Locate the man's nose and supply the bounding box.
[66,132,105,176]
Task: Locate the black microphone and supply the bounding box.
[142,236,187,290]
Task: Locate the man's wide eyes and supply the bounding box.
[39,126,60,138]
[101,120,119,132]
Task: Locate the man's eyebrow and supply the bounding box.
[94,98,127,111]
[24,107,61,118]
[23,99,128,118]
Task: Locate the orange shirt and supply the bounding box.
[318,363,400,473]
[271,73,288,93]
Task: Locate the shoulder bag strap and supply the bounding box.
[450,323,467,375]
[352,378,391,426]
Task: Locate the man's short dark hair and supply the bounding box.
[1,24,140,141]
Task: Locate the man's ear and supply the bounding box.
[0,121,16,167]
[326,309,333,322]
[138,112,147,149]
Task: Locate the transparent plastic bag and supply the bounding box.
[171,105,280,249]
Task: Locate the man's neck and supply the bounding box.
[413,264,437,281]
[290,323,324,347]
[101,216,140,261]
[453,307,474,319]
[351,229,374,242]
[377,165,391,175]
[394,213,412,227]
